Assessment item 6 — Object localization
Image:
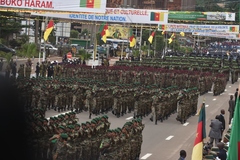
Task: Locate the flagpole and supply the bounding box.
[135,23,138,49]
[39,17,43,64]
[92,21,97,69]
[43,16,49,62]
[154,30,156,57]
[139,24,143,61]
[164,31,167,58]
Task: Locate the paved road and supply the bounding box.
[45,80,236,160]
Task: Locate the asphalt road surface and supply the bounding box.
[45,80,236,160]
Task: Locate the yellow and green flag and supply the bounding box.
[80,0,101,8]
[150,12,165,21]
[228,86,240,160]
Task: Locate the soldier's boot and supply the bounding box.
[155,118,157,125]
[89,113,92,119]
[150,116,153,122]
[121,112,124,116]
[58,107,60,113]
[116,112,120,118]
[160,118,163,122]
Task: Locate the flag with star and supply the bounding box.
[150,12,165,21]
[227,84,240,160]
[191,102,206,160]
[80,0,101,8]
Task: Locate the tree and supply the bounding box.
[78,49,91,60]
[195,0,225,11]
[0,51,12,63]
[155,34,165,52]
[141,29,150,45]
[17,43,38,58]
[81,29,89,36]
[0,11,25,44]
[70,29,79,38]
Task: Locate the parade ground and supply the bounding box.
[0,56,234,159]
[37,59,235,160]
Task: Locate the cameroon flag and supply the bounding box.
[43,20,54,41]
[99,22,109,43]
[191,103,206,160]
[148,31,155,44]
[228,87,240,160]
[229,26,236,32]
[80,0,101,8]
[129,29,136,47]
[150,12,165,21]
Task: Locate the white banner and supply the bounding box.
[192,32,238,39]
[0,0,107,13]
[31,8,168,24]
[158,23,239,33]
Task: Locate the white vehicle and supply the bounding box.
[41,44,58,54]
[86,50,102,66]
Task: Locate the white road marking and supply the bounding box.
[183,122,189,126]
[47,111,72,120]
[228,93,234,95]
[213,98,216,101]
[205,105,209,108]
[141,153,152,159]
[229,86,231,88]
[208,91,213,93]
[126,116,133,120]
[225,89,227,91]
[165,135,174,140]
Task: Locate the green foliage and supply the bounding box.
[132,49,140,57]
[70,30,79,38]
[0,51,12,63]
[17,43,38,58]
[141,45,148,55]
[195,0,228,12]
[96,33,103,46]
[179,46,193,54]
[0,11,24,42]
[141,29,150,45]
[81,29,89,36]
[169,39,180,51]
[155,35,165,52]
[78,49,92,60]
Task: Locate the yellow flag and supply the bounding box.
[168,38,172,44]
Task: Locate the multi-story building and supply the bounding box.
[106,0,196,11]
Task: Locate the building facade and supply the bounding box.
[106,0,196,11]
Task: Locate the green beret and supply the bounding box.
[86,121,90,124]
[50,117,54,120]
[107,129,112,132]
[60,133,68,139]
[51,139,58,144]
[72,111,77,114]
[43,118,48,122]
[75,123,80,127]
[91,120,97,124]
[67,125,73,129]
[81,123,86,126]
[58,126,65,130]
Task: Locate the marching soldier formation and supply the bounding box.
[24,108,144,160]
[13,55,235,126]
